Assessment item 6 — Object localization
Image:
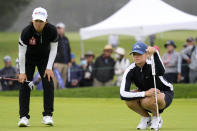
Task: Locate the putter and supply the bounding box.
[0,77,34,90]
[151,55,160,131]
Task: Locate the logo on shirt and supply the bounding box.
[29,37,36,45]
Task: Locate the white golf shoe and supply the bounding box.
[18,117,30,127]
[42,116,54,126]
[137,116,151,130]
[150,116,163,130]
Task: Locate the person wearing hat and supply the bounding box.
[114,47,130,86]
[93,45,115,86]
[120,42,174,130]
[18,7,58,126]
[162,40,181,83]
[181,37,197,83]
[180,37,195,83]
[53,22,71,89]
[0,56,17,91]
[80,51,95,87]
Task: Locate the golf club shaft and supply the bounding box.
[151,55,160,130]
[153,75,160,117]
[0,77,34,90]
[0,77,31,83]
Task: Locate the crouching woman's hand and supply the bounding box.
[145,88,160,97]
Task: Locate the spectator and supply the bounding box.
[181,37,197,83]
[0,56,18,90]
[54,22,71,89]
[80,51,95,87]
[114,47,130,86]
[162,40,181,83]
[94,45,115,86]
[180,37,194,83]
[108,34,119,48]
[66,53,83,88]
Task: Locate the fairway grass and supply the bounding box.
[0,97,196,131]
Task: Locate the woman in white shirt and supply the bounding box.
[114,47,130,86]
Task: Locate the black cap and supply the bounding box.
[164,40,176,48]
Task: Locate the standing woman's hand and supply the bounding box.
[18,74,27,83]
[44,69,55,82]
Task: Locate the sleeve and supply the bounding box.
[50,26,59,42]
[18,36,27,74]
[46,26,59,69]
[46,42,58,70]
[154,51,165,76]
[180,46,193,60]
[115,62,121,75]
[120,65,146,100]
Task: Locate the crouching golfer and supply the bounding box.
[18,7,58,127]
[120,42,174,130]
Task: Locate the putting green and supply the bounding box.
[0,97,196,131]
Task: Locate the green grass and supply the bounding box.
[0,30,197,67]
[0,84,197,98]
[0,96,196,131]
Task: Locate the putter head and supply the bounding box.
[28,81,34,90]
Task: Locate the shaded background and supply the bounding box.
[1,0,197,32]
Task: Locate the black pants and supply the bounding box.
[181,65,189,83]
[19,63,54,119]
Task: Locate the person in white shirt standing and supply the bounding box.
[114,47,130,86]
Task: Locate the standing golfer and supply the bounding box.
[18,7,58,127]
[120,42,174,130]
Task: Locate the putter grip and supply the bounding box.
[151,55,156,75]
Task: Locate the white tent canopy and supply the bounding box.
[80,0,197,41]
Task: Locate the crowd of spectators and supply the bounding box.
[0,24,197,91]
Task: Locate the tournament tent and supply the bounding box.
[79,0,197,55]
